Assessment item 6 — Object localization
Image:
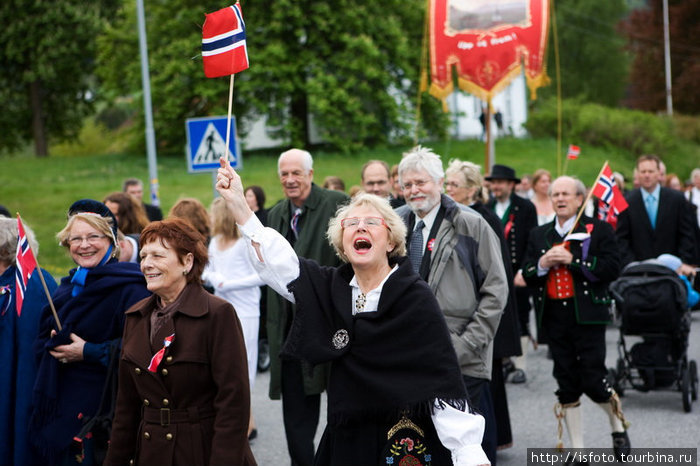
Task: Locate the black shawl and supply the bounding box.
[281,256,468,426]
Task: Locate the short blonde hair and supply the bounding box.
[326,193,407,262]
[57,213,120,258]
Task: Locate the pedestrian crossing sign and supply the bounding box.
[185,116,241,173]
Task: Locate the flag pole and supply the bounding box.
[16,213,62,330]
[565,161,608,237]
[35,267,62,331]
[225,74,235,160]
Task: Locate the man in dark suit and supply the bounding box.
[122,178,163,222]
[522,176,629,461]
[486,164,538,383]
[616,155,696,266]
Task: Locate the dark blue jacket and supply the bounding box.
[29,260,150,464]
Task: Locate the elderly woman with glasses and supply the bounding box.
[216,159,489,466]
[29,199,151,465]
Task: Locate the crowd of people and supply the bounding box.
[0,148,698,466]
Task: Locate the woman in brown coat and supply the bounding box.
[104,218,255,466]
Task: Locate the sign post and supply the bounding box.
[186,116,241,173]
[186,116,242,197]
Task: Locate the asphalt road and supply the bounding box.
[249,312,700,465]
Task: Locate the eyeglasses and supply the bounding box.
[445,181,467,189]
[401,179,431,190]
[68,234,107,246]
[340,217,389,230]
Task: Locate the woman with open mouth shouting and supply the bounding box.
[216,157,490,466]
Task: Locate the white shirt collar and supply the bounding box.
[349,264,399,315]
[555,215,576,237]
[417,201,441,232]
[495,198,511,219]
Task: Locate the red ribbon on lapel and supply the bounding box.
[148,333,175,372]
[504,213,515,239]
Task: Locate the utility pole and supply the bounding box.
[136,0,161,206]
[662,0,673,116]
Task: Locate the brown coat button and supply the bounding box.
[144,432,151,440]
[161,368,169,376]
[163,398,169,406]
[135,368,142,375]
[166,433,173,441]
[143,399,150,406]
[166,356,173,363]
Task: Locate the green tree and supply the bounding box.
[97,0,443,153]
[0,0,119,156]
[540,0,631,106]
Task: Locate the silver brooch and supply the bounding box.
[332,329,349,349]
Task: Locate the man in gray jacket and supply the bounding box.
[396,146,507,464]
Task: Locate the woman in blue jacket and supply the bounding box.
[29,200,150,465]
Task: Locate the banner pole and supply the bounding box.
[550,0,563,177]
[565,160,608,237]
[484,101,492,172]
[414,0,431,145]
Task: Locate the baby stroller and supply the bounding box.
[607,261,698,412]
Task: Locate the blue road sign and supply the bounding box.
[185,116,241,173]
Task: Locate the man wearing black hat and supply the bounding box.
[486,164,538,383]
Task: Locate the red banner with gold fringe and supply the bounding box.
[429,0,550,102]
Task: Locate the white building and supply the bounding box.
[447,72,528,140]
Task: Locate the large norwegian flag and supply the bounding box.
[202,3,249,78]
[15,214,38,316]
[592,162,628,229]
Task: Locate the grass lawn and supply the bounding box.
[1,136,696,277]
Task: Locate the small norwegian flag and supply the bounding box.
[592,162,629,229]
[15,215,38,316]
[566,144,580,160]
[148,333,175,372]
[202,3,249,78]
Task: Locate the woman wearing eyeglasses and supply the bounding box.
[216,159,489,466]
[29,199,151,465]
